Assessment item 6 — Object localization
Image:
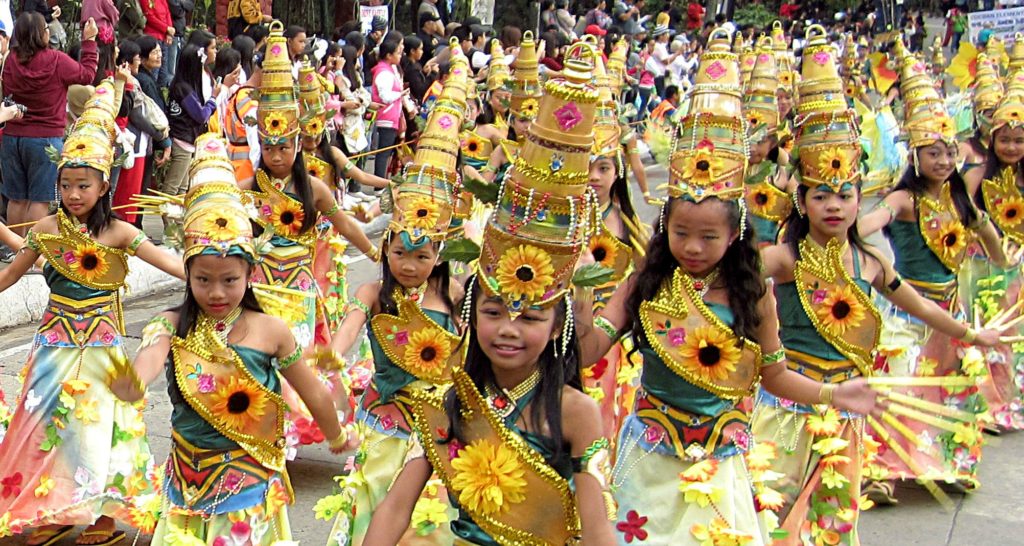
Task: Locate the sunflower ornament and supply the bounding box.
[402,197,442,232]
[494,244,556,303]
[210,375,270,431]
[270,200,306,237]
[983,166,1024,243]
[682,147,725,187]
[679,326,743,383]
[813,284,867,335]
[263,112,290,137]
[68,243,111,284]
[588,233,620,269]
[449,439,529,516]
[404,328,454,376]
[817,149,854,183]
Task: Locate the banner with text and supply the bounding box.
[968,8,1024,45]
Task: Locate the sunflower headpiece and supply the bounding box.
[390,45,472,245]
[256,21,300,145]
[744,37,779,143]
[794,25,862,193]
[992,69,1024,134]
[897,41,957,149]
[298,61,329,138]
[485,39,512,92]
[59,79,121,180]
[771,21,797,95]
[667,28,747,203]
[182,133,255,262]
[509,31,542,121]
[477,42,601,316]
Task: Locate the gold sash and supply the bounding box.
[410,369,582,546]
[247,170,317,248]
[745,163,792,222]
[639,268,762,401]
[917,184,972,273]
[370,294,462,384]
[794,238,880,377]
[982,165,1024,245]
[34,210,129,291]
[303,151,336,188]
[171,320,287,472]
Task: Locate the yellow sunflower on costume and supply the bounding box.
[69,243,110,284]
[450,439,528,516]
[402,197,441,231]
[936,219,968,263]
[996,196,1024,228]
[403,328,453,375]
[306,160,327,181]
[817,149,854,182]
[588,233,620,269]
[209,376,268,431]
[494,244,555,301]
[201,212,245,241]
[747,186,779,217]
[462,133,489,158]
[679,326,742,383]
[270,200,306,237]
[814,284,865,335]
[263,112,291,136]
[682,148,724,185]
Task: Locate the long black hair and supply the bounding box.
[341,44,363,91]
[444,278,582,460]
[58,166,114,236]
[258,144,318,233]
[979,127,1024,207]
[314,137,347,188]
[626,197,765,346]
[607,157,644,253]
[891,156,977,229]
[231,35,257,78]
[171,42,209,102]
[375,232,455,318]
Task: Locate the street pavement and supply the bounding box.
[2,157,1023,544]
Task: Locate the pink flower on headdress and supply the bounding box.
[306,73,315,83]
[437,115,453,129]
[204,139,222,152]
[554,102,583,131]
[812,51,831,66]
[271,44,283,56]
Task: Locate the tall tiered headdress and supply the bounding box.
[895,36,957,150]
[298,61,329,139]
[509,31,542,121]
[59,79,121,180]
[485,38,512,93]
[974,53,1005,144]
[387,45,472,245]
[772,21,797,97]
[793,25,861,193]
[606,37,629,100]
[181,134,256,261]
[257,21,300,145]
[667,29,747,204]
[744,37,779,144]
[991,68,1024,135]
[475,42,601,317]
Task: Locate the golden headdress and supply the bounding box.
[897,38,957,149]
[732,30,746,53]
[739,44,756,89]
[485,39,512,92]
[298,60,329,138]
[60,79,121,180]
[257,21,300,144]
[182,134,254,261]
[772,21,797,95]
[1011,33,1024,72]
[794,25,861,192]
[974,54,1005,145]
[744,37,779,143]
[931,36,946,71]
[591,51,623,169]
[477,43,601,316]
[389,46,471,244]
[607,37,629,99]
[992,68,1024,133]
[667,29,747,202]
[509,31,542,120]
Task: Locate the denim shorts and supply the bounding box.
[1,135,63,202]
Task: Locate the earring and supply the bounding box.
[460,274,476,327]
[560,294,574,360]
[913,148,921,178]
[738,199,748,241]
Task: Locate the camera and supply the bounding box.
[3,95,26,115]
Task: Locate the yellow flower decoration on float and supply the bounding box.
[815,284,866,335]
[817,149,854,182]
[450,439,528,516]
[209,376,269,432]
[996,196,1024,228]
[588,233,620,269]
[70,243,111,284]
[404,328,453,375]
[681,148,725,186]
[679,326,742,384]
[936,219,968,263]
[402,197,442,231]
[494,244,556,301]
[263,112,291,137]
[270,200,306,238]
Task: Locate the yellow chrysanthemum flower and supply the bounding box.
[209,376,269,432]
[70,243,110,284]
[745,442,777,472]
[820,466,849,490]
[811,437,849,456]
[679,326,742,384]
[450,439,528,516]
[34,475,54,497]
[815,284,866,335]
[805,407,842,437]
[411,497,450,532]
[494,244,556,301]
[756,487,786,511]
[403,328,453,375]
[680,459,719,483]
[679,480,722,508]
[691,518,754,546]
[402,197,442,231]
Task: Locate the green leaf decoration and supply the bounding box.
[462,176,499,205]
[439,238,482,263]
[572,264,616,287]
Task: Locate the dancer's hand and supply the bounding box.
[833,378,883,418]
[974,328,1001,347]
[108,373,144,403]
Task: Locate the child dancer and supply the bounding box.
[109,133,348,544]
[0,80,184,546]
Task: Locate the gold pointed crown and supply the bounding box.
[771,21,797,94]
[477,42,600,315]
[298,61,328,138]
[794,25,861,193]
[182,134,254,261]
[509,31,542,120]
[257,21,299,144]
[486,39,512,92]
[993,68,1024,133]
[898,47,957,149]
[591,51,623,164]
[974,54,1005,113]
[744,36,779,142]
[607,37,629,98]
[667,29,746,202]
[930,36,945,69]
[390,45,471,243]
[60,79,121,180]
[1011,33,1024,72]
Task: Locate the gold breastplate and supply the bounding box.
[917,184,972,273]
[247,170,317,248]
[982,165,1024,245]
[34,210,129,291]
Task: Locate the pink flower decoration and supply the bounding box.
[261,205,272,216]
[732,429,751,451]
[101,331,115,345]
[45,331,59,344]
[223,472,243,490]
[212,538,228,546]
[554,102,583,131]
[813,51,831,66]
[812,289,828,305]
[394,330,409,345]
[230,520,251,542]
[271,44,282,56]
[380,414,395,430]
[197,374,216,394]
[448,439,464,460]
[705,60,727,80]
[644,426,664,445]
[757,53,770,63]
[666,327,686,347]
[63,251,77,264]
[437,115,453,129]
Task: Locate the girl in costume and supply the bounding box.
[772,21,798,155]
[461,39,510,174]
[754,32,1002,545]
[858,52,1014,504]
[362,41,618,546]
[109,133,349,545]
[743,37,793,247]
[959,55,1003,189]
[0,80,184,546]
[236,22,377,454]
[322,47,474,546]
[577,31,880,545]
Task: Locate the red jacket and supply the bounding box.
[687,3,704,30]
[2,40,98,138]
[142,0,173,40]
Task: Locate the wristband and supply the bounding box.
[763,348,786,365]
[819,383,836,405]
[328,427,349,450]
[594,316,619,340]
[960,326,977,344]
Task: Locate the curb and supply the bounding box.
[0,256,184,331]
